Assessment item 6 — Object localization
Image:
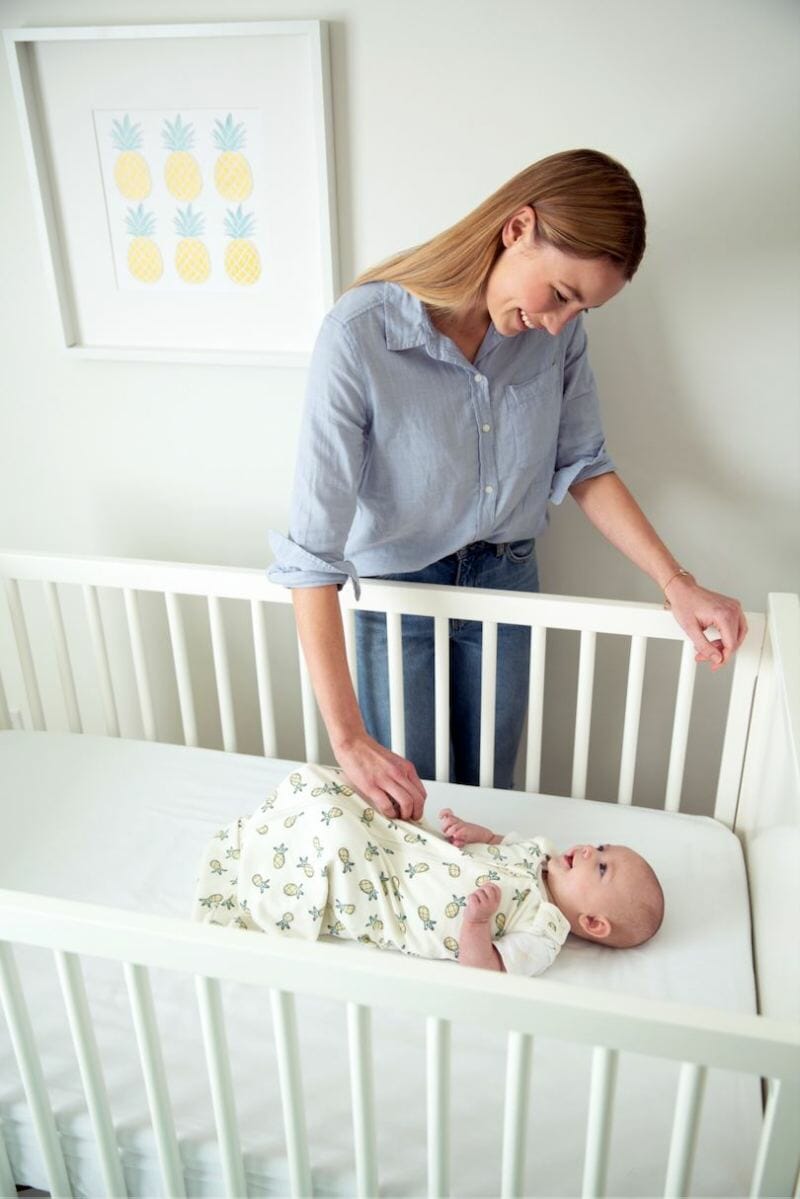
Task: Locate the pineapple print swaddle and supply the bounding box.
[192,763,566,963]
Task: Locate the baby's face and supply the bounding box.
[543,843,651,943]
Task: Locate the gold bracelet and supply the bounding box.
[662,567,693,609]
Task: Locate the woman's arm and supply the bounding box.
[569,472,748,669]
[292,586,426,818]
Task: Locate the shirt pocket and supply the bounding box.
[504,360,562,473]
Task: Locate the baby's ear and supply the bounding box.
[577,913,612,941]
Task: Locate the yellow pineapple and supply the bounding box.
[224,206,261,285]
[125,204,162,283]
[213,113,253,200]
[162,115,202,200]
[174,205,210,283]
[112,115,151,200]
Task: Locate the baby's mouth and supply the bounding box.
[564,851,575,869]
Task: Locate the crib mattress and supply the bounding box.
[0,731,761,1198]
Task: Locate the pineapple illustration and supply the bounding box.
[213,113,253,200]
[112,115,151,200]
[174,206,210,284]
[162,115,202,200]
[125,205,162,283]
[224,206,261,285]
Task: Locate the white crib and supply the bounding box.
[0,550,798,1199]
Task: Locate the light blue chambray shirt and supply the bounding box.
[268,281,614,600]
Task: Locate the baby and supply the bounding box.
[192,763,664,976]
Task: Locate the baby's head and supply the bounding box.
[543,843,663,948]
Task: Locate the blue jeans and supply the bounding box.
[355,539,539,788]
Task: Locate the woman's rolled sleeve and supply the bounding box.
[550,316,615,505]
[268,315,368,599]
[268,532,361,599]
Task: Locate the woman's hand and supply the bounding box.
[332,731,426,820]
[664,574,748,671]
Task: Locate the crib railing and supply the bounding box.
[0,551,765,821]
[0,888,798,1199]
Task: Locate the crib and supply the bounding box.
[0,549,798,1199]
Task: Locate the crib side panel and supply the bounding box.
[735,593,800,1023]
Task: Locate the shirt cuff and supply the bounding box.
[267,532,362,600]
[549,446,615,505]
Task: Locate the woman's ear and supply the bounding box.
[502,205,537,249]
[577,913,612,941]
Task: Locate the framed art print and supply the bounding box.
[4,21,340,365]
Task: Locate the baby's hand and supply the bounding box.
[463,883,502,925]
[439,808,497,847]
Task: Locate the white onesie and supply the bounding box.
[192,763,571,976]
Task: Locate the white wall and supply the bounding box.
[1,0,798,806]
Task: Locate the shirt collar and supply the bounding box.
[383,280,504,361]
[383,282,431,350]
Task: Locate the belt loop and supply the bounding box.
[496,542,507,557]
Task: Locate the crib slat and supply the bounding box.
[123,588,157,742]
[663,1061,706,1197]
[434,615,450,782]
[387,611,406,757]
[617,635,647,804]
[342,604,358,695]
[479,621,498,787]
[43,581,82,734]
[572,630,597,800]
[123,962,186,1198]
[500,1031,533,1198]
[194,975,247,1199]
[0,942,73,1198]
[750,1075,800,1198]
[208,595,237,753]
[524,627,546,793]
[582,1046,618,1198]
[346,1002,379,1198]
[297,640,320,763]
[251,599,278,757]
[664,641,697,812]
[426,1016,451,1199]
[164,592,198,747]
[270,989,313,1198]
[54,950,128,1197]
[0,666,11,729]
[4,577,45,730]
[82,584,120,737]
[0,1118,15,1199]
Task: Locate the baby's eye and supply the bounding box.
[553,289,568,304]
[596,844,605,851]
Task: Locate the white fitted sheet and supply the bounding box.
[0,731,761,1197]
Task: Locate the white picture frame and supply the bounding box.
[4,21,340,366]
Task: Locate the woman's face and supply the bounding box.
[485,205,628,338]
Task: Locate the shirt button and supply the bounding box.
[474,373,485,384]
[484,484,494,494]
[482,423,491,433]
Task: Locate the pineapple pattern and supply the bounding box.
[213,113,254,200]
[112,115,151,200]
[98,109,264,292]
[173,206,210,283]
[125,205,162,283]
[162,115,203,201]
[192,764,571,973]
[224,206,261,285]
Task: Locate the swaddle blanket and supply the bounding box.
[192,763,570,974]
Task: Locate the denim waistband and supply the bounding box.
[455,540,509,560]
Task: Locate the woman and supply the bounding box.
[269,149,746,819]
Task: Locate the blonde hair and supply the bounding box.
[347,149,645,317]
